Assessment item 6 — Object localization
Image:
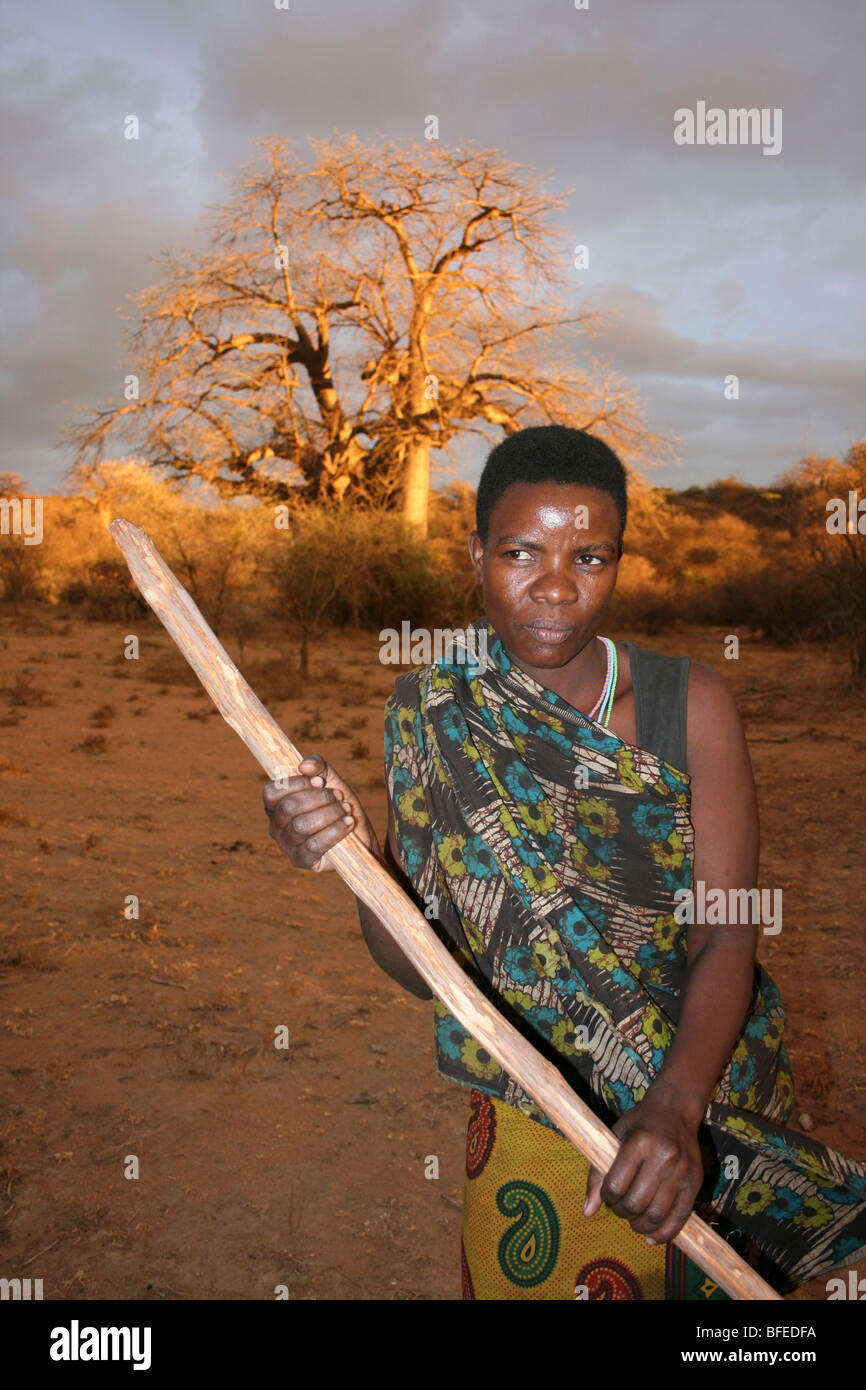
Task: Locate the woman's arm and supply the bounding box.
[645,659,760,1122]
[356,821,434,1001]
[584,660,760,1242]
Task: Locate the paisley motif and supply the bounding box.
[466,1089,497,1178]
[495,1180,560,1287]
[575,1256,643,1300]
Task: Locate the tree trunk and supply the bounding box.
[403,439,429,537]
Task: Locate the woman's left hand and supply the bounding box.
[583,1095,704,1244]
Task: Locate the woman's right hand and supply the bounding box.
[262,753,381,871]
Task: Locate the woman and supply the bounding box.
[263,425,866,1300]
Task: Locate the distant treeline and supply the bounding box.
[1,448,864,680]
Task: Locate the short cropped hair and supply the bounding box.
[475,425,628,550]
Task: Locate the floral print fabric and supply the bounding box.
[383,617,866,1289]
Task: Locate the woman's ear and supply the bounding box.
[468,530,485,581]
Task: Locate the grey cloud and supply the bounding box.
[1,0,863,493]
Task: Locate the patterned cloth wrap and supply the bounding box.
[461,1087,724,1300]
[383,617,866,1291]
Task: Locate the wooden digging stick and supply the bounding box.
[109,516,781,1301]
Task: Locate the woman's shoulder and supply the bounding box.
[623,641,734,714]
[386,667,425,708]
[619,638,689,669]
[619,640,690,703]
[686,658,742,731]
[383,668,430,735]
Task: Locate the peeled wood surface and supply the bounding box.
[109,516,781,1301]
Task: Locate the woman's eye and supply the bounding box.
[501,549,605,565]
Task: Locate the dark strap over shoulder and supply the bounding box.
[622,641,689,774]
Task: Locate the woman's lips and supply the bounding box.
[523,623,574,645]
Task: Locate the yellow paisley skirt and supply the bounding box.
[460,1089,729,1301]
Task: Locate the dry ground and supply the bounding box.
[0,610,864,1301]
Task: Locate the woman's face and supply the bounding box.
[468,481,621,672]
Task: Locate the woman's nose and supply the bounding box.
[528,564,579,604]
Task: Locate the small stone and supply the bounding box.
[798,1111,814,1132]
[348,1090,378,1105]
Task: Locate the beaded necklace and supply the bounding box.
[586,636,618,727]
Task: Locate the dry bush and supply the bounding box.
[428,481,483,620]
[162,503,274,635]
[62,557,150,621]
[1,671,54,709]
[221,598,273,665]
[76,734,108,754]
[52,460,275,631]
[764,444,866,677]
[38,496,117,606]
[0,472,45,608]
[630,508,763,590]
[609,553,677,634]
[617,478,865,657]
[268,507,458,675]
[295,714,324,741]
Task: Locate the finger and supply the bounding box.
[274,800,349,845]
[267,787,339,831]
[281,816,355,869]
[604,1160,665,1227]
[619,1173,682,1237]
[298,758,360,814]
[583,1165,604,1218]
[263,776,318,809]
[272,811,350,861]
[299,754,329,787]
[597,1139,646,1212]
[641,1186,698,1246]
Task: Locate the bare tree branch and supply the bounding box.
[64,133,673,530]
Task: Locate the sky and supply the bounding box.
[2,0,864,495]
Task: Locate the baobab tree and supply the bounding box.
[66,132,669,535]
